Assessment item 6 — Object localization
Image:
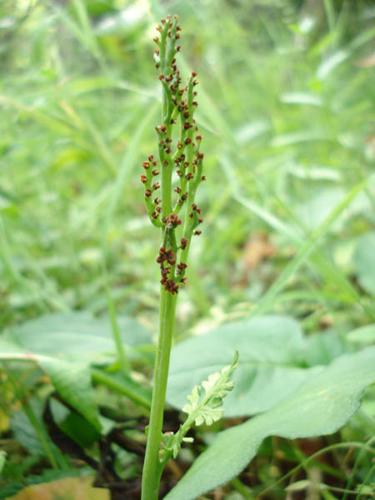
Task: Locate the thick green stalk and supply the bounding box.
[141,286,177,499]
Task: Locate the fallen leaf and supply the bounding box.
[10,476,110,500]
[354,53,375,68]
[243,233,275,271]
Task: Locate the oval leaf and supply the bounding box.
[166,347,375,500]
[12,312,151,361]
[167,316,308,416]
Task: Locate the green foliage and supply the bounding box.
[0,312,154,427]
[10,406,45,457]
[11,312,151,361]
[347,324,375,347]
[1,0,375,497]
[49,398,101,449]
[168,316,310,416]
[39,357,101,431]
[166,347,375,499]
[0,338,100,430]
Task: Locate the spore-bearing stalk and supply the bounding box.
[141,15,204,294]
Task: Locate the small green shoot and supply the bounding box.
[160,352,239,464]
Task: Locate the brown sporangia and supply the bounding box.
[141,15,205,293]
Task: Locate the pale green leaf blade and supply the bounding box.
[347,324,375,346]
[11,312,151,361]
[38,357,101,430]
[167,316,309,416]
[0,339,100,430]
[166,347,375,500]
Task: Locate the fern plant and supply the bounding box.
[140,16,237,500]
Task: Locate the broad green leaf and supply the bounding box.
[50,399,101,449]
[0,338,100,430]
[11,312,151,362]
[303,331,348,366]
[353,232,375,295]
[39,357,101,430]
[166,347,375,500]
[11,409,44,456]
[347,324,375,346]
[167,316,310,416]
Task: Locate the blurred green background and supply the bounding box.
[1,0,375,336]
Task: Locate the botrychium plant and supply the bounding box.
[140,16,238,499]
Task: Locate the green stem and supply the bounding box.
[91,368,151,410]
[107,291,130,375]
[6,370,67,469]
[141,287,177,499]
